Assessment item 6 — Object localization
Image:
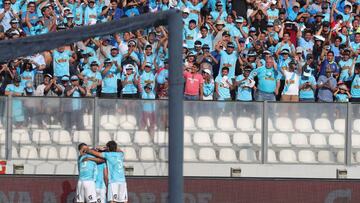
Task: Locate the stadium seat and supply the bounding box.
[184,148,197,161]
[119,115,137,130]
[83,114,93,130]
[334,119,346,133]
[154,131,168,145]
[318,151,336,163]
[134,131,151,145]
[199,148,217,162]
[295,118,315,133]
[213,132,232,146]
[73,131,92,144]
[184,132,192,146]
[239,149,257,162]
[114,131,131,145]
[140,147,156,161]
[197,116,216,130]
[193,132,212,146]
[36,162,56,174]
[159,147,168,161]
[355,151,360,163]
[217,116,236,131]
[298,150,317,163]
[290,133,309,147]
[52,130,72,145]
[353,119,360,133]
[56,162,77,175]
[256,118,275,132]
[122,147,138,161]
[329,134,345,148]
[337,151,355,163]
[236,117,255,131]
[275,117,295,132]
[19,146,38,159]
[100,114,118,130]
[233,133,251,147]
[39,146,59,159]
[253,133,271,146]
[12,129,31,144]
[184,115,196,130]
[0,145,17,158]
[99,131,112,145]
[314,118,334,133]
[271,133,290,147]
[59,146,77,160]
[279,150,297,163]
[352,134,360,148]
[0,129,5,144]
[267,149,278,163]
[309,134,327,147]
[219,148,237,162]
[32,130,51,145]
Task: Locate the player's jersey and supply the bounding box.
[96,163,106,189]
[102,152,126,183]
[78,154,98,181]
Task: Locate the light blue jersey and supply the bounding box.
[121,74,138,94]
[351,75,360,98]
[219,50,238,79]
[53,50,72,77]
[235,75,253,101]
[95,163,106,189]
[339,59,353,82]
[78,154,98,181]
[82,69,102,96]
[102,152,126,183]
[215,75,232,100]
[253,66,279,93]
[101,66,120,93]
[299,76,316,99]
[335,93,349,102]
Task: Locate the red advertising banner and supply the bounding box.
[0,176,360,203]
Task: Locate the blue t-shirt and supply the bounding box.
[78,154,97,181]
[140,71,155,92]
[253,66,279,93]
[183,27,199,49]
[102,152,126,183]
[339,59,353,82]
[235,75,253,101]
[20,70,35,87]
[95,163,106,189]
[121,73,138,94]
[335,93,349,102]
[101,66,120,93]
[53,50,72,77]
[84,6,99,25]
[82,69,102,95]
[317,75,337,102]
[351,74,360,98]
[299,76,316,99]
[203,81,214,97]
[219,50,238,79]
[215,74,232,100]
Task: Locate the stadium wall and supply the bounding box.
[1,175,360,203]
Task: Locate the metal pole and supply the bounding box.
[6,95,12,160]
[345,102,352,165]
[168,10,184,203]
[261,101,268,164]
[93,97,99,147]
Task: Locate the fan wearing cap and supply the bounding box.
[107,45,122,71]
[52,46,76,80]
[350,64,360,101]
[210,1,227,21]
[233,17,249,39]
[197,44,218,65]
[334,84,351,102]
[140,63,155,94]
[235,65,255,101]
[279,60,302,102]
[332,2,353,23]
[338,49,355,83]
[34,74,62,96]
[201,68,215,100]
[299,68,317,102]
[216,41,238,79]
[317,67,337,102]
[123,40,140,67]
[100,58,120,98]
[65,75,86,97]
[181,7,191,27]
[267,2,279,23]
[253,57,280,101]
[121,64,139,98]
[183,19,199,50]
[83,0,99,25]
[80,61,102,96]
[277,48,292,77]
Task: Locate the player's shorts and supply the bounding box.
[96,188,106,203]
[75,180,97,203]
[107,182,128,202]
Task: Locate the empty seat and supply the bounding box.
[275,117,295,132]
[12,129,31,144]
[219,148,237,162]
[271,133,290,147]
[134,131,151,145]
[99,131,112,145]
[309,134,327,147]
[20,146,38,159]
[184,132,192,146]
[279,150,297,163]
[159,147,168,161]
[217,116,236,131]
[32,130,51,144]
[236,117,255,131]
[140,147,156,161]
[213,132,232,146]
[154,131,168,145]
[36,162,56,174]
[199,148,217,161]
[0,145,18,159]
[119,115,137,130]
[298,150,317,163]
[233,133,251,146]
[253,133,271,146]
[184,148,197,161]
[314,118,334,133]
[197,116,216,130]
[352,134,360,148]
[39,146,59,159]
[184,116,196,130]
[267,149,278,163]
[56,162,77,175]
[83,114,93,130]
[0,130,5,144]
[290,133,309,147]
[318,151,336,163]
[59,146,77,160]
[256,118,275,132]
[334,119,346,133]
[354,119,360,133]
[73,131,92,144]
[52,130,72,145]
[239,149,257,162]
[329,134,345,148]
[122,147,138,161]
[114,131,132,145]
[100,114,118,130]
[355,151,360,163]
[295,118,315,133]
[336,151,354,163]
[193,132,212,146]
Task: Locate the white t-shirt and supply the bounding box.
[0,9,14,31]
[282,70,300,95]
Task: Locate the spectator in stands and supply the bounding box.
[334,84,351,102]
[35,74,62,96]
[351,64,360,102]
[184,63,204,100]
[280,60,302,102]
[299,68,317,102]
[101,58,120,98]
[317,67,337,102]
[235,65,255,101]
[80,61,102,97]
[215,66,233,100]
[121,64,139,98]
[254,57,280,101]
[202,68,214,100]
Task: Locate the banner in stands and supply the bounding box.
[0,176,360,203]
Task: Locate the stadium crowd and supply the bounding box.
[0,0,360,102]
